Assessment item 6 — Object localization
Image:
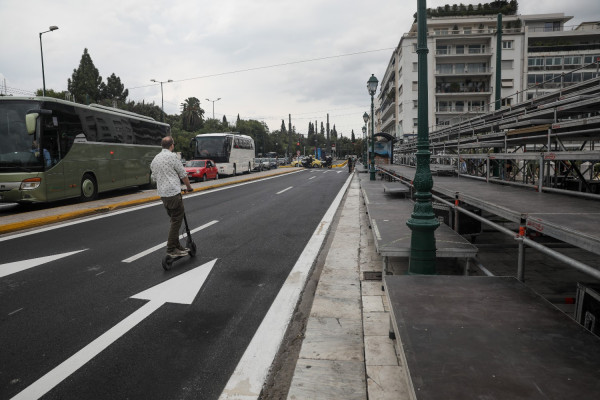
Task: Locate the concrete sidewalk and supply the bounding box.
[286,173,410,400]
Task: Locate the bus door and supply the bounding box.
[39,114,65,200]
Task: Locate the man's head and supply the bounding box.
[161,136,174,150]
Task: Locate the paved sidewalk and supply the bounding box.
[287,173,410,400]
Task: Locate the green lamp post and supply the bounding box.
[367,74,378,181]
[406,0,439,274]
[362,112,369,167]
[362,125,367,167]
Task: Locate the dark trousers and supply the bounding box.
[161,194,185,251]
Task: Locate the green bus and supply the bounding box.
[0,97,169,203]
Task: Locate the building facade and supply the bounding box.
[376,10,600,141]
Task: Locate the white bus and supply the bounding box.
[190,132,255,176]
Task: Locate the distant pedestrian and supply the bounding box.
[347,156,353,173]
[150,136,194,258]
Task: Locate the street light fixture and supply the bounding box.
[367,74,378,181]
[150,79,173,122]
[205,98,221,120]
[39,25,58,97]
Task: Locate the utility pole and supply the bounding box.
[315,119,318,157]
[288,114,292,159]
[326,114,330,158]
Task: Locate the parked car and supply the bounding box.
[185,159,219,182]
[252,158,264,171]
[268,158,278,169]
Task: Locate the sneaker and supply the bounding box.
[167,248,188,257]
[176,246,189,253]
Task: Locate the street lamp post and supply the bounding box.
[150,79,173,122]
[406,0,439,275]
[205,97,221,119]
[367,74,378,181]
[362,112,369,167]
[39,26,58,97]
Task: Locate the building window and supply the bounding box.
[434,28,449,35]
[501,79,514,88]
[501,60,514,70]
[501,98,513,107]
[564,56,582,66]
[413,43,418,52]
[436,63,453,74]
[413,62,418,72]
[412,81,419,91]
[463,27,472,34]
[413,100,418,108]
[544,21,561,32]
[413,118,418,128]
[502,40,513,49]
[436,45,449,55]
[528,57,544,68]
[468,44,485,54]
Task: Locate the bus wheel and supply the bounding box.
[80,173,98,201]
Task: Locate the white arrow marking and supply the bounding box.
[0,250,87,279]
[11,259,218,400]
[276,186,293,195]
[122,220,218,263]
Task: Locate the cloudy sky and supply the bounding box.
[1,0,599,136]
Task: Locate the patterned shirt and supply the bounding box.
[150,149,187,197]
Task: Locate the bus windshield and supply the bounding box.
[0,100,45,172]
[194,136,231,163]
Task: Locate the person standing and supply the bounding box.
[150,136,194,257]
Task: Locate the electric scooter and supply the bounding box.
[162,190,197,270]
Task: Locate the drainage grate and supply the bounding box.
[363,271,382,281]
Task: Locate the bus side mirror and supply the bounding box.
[26,113,39,135]
[189,138,196,149]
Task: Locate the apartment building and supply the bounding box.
[376,8,600,141]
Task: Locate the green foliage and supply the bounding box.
[413,1,518,20]
[67,48,103,104]
[180,97,204,131]
[35,88,71,99]
[100,73,128,101]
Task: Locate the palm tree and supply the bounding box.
[181,97,204,131]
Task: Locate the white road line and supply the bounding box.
[308,176,316,180]
[0,250,87,279]
[122,220,218,263]
[276,186,293,195]
[219,173,353,400]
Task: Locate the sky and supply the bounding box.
[1,0,599,137]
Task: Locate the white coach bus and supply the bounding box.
[190,132,255,176]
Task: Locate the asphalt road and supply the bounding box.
[0,169,350,400]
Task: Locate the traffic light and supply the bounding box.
[296,142,300,146]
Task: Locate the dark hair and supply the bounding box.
[161,136,174,149]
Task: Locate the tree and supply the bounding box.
[222,115,229,129]
[100,73,128,102]
[280,120,287,134]
[180,97,204,132]
[68,48,103,104]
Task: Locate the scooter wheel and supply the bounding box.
[189,242,197,257]
[162,255,173,271]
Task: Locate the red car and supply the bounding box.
[185,159,219,182]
